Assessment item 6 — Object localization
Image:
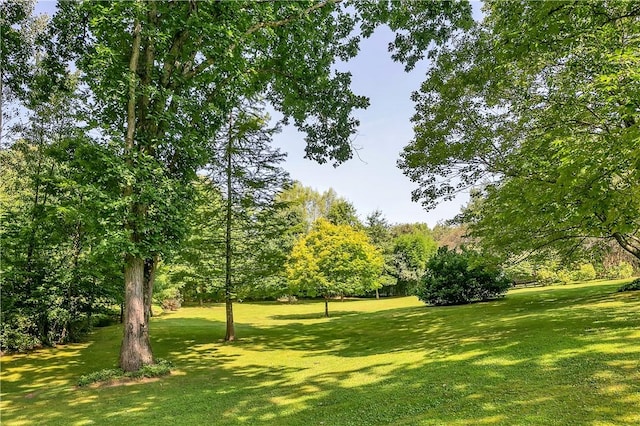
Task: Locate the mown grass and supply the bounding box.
[1,279,639,425]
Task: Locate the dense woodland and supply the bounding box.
[1,0,638,376]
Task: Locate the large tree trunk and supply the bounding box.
[120,18,153,372]
[324,296,330,318]
[120,255,154,372]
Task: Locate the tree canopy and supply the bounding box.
[400,0,640,262]
[286,219,383,317]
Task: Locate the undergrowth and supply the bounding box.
[77,359,173,386]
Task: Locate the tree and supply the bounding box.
[365,210,396,298]
[160,179,225,306]
[417,247,510,306]
[36,0,471,371]
[400,1,640,264]
[1,87,123,351]
[286,219,383,317]
[207,102,289,341]
[327,198,362,228]
[390,231,438,295]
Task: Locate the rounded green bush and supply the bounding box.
[417,247,511,306]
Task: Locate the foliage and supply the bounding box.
[76,368,121,387]
[389,230,438,295]
[572,264,597,282]
[536,266,559,286]
[417,247,510,306]
[10,0,472,369]
[326,198,362,228]
[77,359,173,387]
[1,88,123,352]
[606,262,635,280]
[618,278,640,292]
[503,261,536,284]
[364,210,397,295]
[286,219,383,316]
[279,183,361,232]
[400,1,640,263]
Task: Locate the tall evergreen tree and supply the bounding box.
[207,102,289,341]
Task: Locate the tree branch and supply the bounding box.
[184,0,342,79]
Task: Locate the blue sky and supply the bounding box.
[272,2,484,226]
[34,0,479,226]
[272,25,468,226]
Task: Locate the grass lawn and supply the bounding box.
[1,279,639,425]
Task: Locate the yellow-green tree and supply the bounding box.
[286,219,383,317]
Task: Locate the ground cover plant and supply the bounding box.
[1,279,639,425]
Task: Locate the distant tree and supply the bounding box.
[431,224,469,250]
[365,210,397,298]
[390,231,438,296]
[417,247,510,306]
[279,183,360,232]
[160,179,225,306]
[390,222,432,239]
[286,219,383,317]
[327,198,362,228]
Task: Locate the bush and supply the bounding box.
[503,261,536,284]
[161,298,182,311]
[536,267,559,285]
[618,278,640,293]
[0,310,40,352]
[607,262,634,280]
[557,270,573,285]
[78,359,173,386]
[417,247,511,306]
[572,263,596,282]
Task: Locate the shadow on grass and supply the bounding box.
[2,281,639,425]
[269,311,361,321]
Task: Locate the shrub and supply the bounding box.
[536,267,559,285]
[607,262,634,280]
[0,312,41,352]
[161,298,182,311]
[77,359,173,386]
[417,247,511,306]
[572,263,596,282]
[503,261,536,284]
[77,368,122,387]
[557,270,573,285]
[618,278,640,293]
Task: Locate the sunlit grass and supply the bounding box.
[1,279,639,425]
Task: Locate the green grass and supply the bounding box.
[1,279,639,425]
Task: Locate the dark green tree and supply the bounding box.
[365,210,396,298]
[207,102,290,341]
[390,231,438,296]
[1,87,123,351]
[327,198,362,228]
[417,247,510,306]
